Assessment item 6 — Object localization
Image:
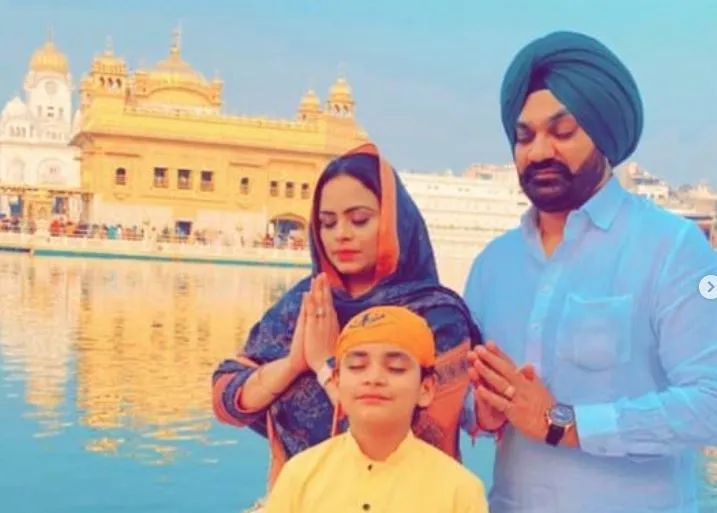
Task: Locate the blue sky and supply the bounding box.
[1,0,715,186]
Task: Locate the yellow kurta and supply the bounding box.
[264,431,488,513]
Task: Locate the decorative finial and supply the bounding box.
[104,35,114,56]
[337,62,347,79]
[47,25,55,45]
[171,21,182,55]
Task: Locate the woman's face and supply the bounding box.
[317,174,380,279]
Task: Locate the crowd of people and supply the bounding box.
[0,216,308,251]
[212,31,717,513]
[0,215,36,234]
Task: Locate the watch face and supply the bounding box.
[44,81,57,95]
[549,404,575,427]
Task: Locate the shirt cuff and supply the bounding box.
[573,402,626,457]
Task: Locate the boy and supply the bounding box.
[265,305,488,513]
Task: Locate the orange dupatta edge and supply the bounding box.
[311,142,401,291]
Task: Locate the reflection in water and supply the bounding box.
[0,256,78,438]
[0,253,714,510]
[0,254,304,465]
[0,253,469,467]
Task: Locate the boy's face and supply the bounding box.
[337,342,435,428]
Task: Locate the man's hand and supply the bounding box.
[467,342,533,433]
[470,343,556,443]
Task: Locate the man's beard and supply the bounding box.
[518,151,607,213]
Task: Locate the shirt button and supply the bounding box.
[367,464,373,471]
[362,503,370,510]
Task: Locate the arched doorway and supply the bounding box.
[269,213,307,249]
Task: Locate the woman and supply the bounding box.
[212,143,482,491]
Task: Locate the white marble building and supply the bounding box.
[0,36,82,220]
[399,164,529,257]
[616,162,671,202]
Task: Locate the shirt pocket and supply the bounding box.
[555,293,634,372]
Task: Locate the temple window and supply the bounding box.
[153,167,168,188]
[269,180,279,197]
[285,181,295,199]
[45,166,61,185]
[301,183,310,199]
[115,167,127,186]
[178,169,192,190]
[47,106,55,118]
[240,177,250,195]
[200,170,214,192]
[58,107,64,119]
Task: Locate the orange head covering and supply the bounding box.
[335,305,436,367]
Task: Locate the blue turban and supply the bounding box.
[500,31,644,167]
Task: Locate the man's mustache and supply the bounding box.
[523,159,572,182]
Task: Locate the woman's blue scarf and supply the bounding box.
[215,143,482,462]
[244,145,481,368]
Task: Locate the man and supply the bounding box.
[265,305,488,513]
[463,30,717,512]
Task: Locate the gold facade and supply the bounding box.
[71,29,369,233]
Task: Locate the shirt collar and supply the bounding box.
[520,175,627,235]
[345,429,417,468]
[582,176,627,230]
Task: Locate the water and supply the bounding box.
[0,254,491,513]
[0,254,714,513]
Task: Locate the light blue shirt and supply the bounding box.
[463,177,717,513]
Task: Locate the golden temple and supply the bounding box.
[70,28,369,236]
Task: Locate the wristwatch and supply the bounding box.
[315,357,335,388]
[545,403,575,446]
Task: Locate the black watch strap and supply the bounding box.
[545,424,565,446]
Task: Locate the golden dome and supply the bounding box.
[149,28,207,85]
[29,39,69,75]
[299,89,321,109]
[329,78,351,95]
[94,36,123,66]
